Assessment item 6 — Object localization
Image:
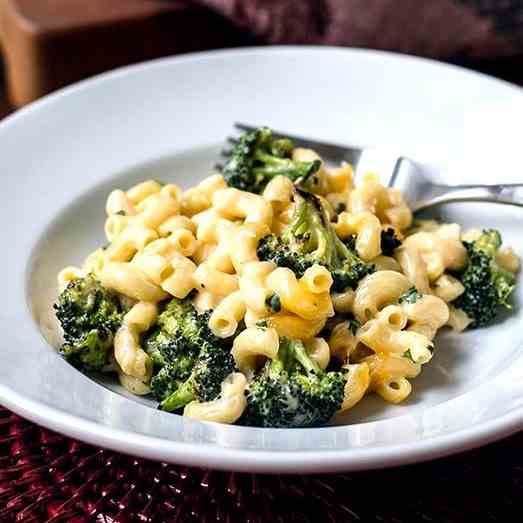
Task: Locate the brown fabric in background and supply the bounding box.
[194,0,519,58]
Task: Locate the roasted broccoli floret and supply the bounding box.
[54,275,124,371]
[223,127,321,194]
[144,297,208,368]
[398,287,422,304]
[451,229,516,328]
[257,188,374,291]
[381,228,402,256]
[145,297,234,411]
[242,338,345,428]
[148,353,195,401]
[159,341,235,412]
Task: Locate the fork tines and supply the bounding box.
[216,147,232,172]
[234,123,255,133]
[217,126,251,171]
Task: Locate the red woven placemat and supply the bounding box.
[1,406,521,522]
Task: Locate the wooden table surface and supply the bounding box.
[0,75,11,118]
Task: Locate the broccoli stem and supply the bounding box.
[159,377,195,412]
[270,138,294,157]
[473,230,501,258]
[277,339,321,375]
[290,340,321,374]
[253,150,319,179]
[269,357,285,376]
[492,265,516,306]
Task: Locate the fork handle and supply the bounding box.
[418,183,523,211]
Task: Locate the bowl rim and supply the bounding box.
[2,45,522,132]
[1,381,522,474]
[1,46,522,473]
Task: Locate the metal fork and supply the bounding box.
[221,123,523,213]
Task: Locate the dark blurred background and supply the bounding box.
[1,0,523,115]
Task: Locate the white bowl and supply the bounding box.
[1,47,522,473]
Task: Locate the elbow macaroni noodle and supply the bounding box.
[403,227,467,281]
[184,372,248,423]
[353,271,411,322]
[114,301,158,393]
[304,337,331,370]
[328,320,359,362]
[394,245,431,294]
[232,327,280,378]
[209,291,246,338]
[56,147,520,424]
[266,267,334,321]
[335,211,382,261]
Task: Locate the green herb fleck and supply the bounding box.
[347,316,361,335]
[266,294,282,313]
[398,287,422,304]
[403,349,415,363]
